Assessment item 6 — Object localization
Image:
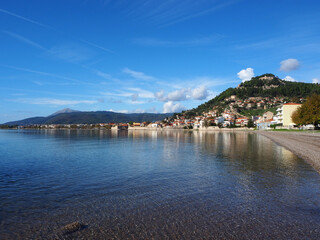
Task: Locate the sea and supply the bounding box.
[1,129,320,239]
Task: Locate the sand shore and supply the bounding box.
[258,131,320,172]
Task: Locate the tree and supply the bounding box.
[292,94,320,127]
[203,119,209,128]
[247,119,254,128]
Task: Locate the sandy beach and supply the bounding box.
[258,131,320,172]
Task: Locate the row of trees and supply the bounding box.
[0,125,18,129]
[292,94,320,127]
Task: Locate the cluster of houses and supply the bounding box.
[223,95,290,112]
[145,102,304,130]
[122,102,303,130]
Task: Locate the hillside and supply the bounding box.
[49,108,80,116]
[183,74,320,117]
[4,111,172,126]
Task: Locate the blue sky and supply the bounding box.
[1,0,320,123]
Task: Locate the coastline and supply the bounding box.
[3,127,319,173]
[127,126,255,131]
[258,131,320,172]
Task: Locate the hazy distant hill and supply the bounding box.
[4,111,172,126]
[49,108,80,116]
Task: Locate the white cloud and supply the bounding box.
[155,86,211,102]
[123,68,155,81]
[10,98,97,105]
[237,68,254,82]
[163,101,186,113]
[312,78,319,84]
[284,76,296,82]
[167,89,188,101]
[155,90,166,101]
[192,85,208,100]
[280,58,300,72]
[155,88,189,102]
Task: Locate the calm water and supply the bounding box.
[1,130,320,239]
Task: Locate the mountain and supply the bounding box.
[181,74,320,117]
[49,108,80,116]
[4,111,172,126]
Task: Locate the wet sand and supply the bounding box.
[258,131,320,172]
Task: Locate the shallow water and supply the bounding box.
[1,129,320,239]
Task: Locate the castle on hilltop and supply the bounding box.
[259,75,274,81]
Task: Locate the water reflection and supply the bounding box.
[1,129,320,239]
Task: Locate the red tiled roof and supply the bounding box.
[264,119,273,122]
[284,103,301,105]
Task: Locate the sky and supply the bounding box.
[1,0,320,123]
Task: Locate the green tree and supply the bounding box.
[247,119,254,128]
[292,94,320,127]
[203,119,209,128]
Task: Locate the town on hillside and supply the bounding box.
[2,74,319,131]
[7,100,309,130]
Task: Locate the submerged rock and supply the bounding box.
[61,221,85,234]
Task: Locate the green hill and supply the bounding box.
[183,74,320,117]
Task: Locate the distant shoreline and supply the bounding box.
[0,127,255,131]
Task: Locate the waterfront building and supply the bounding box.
[276,103,301,127]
